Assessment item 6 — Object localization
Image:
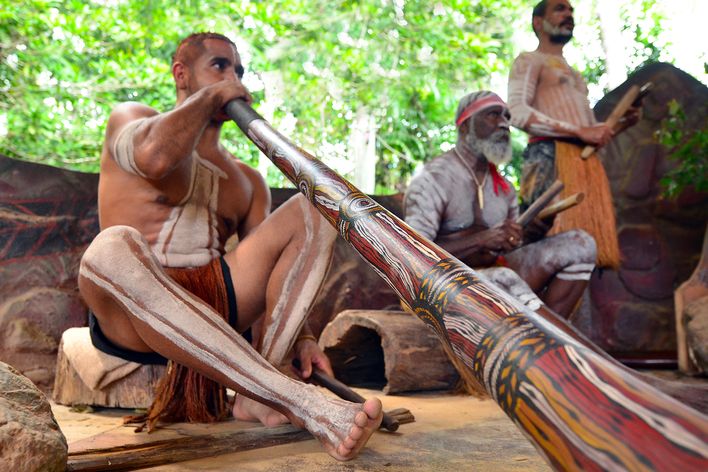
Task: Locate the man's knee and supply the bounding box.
[553,230,596,282]
[293,193,336,244]
[478,267,542,310]
[565,229,597,264]
[81,225,145,273]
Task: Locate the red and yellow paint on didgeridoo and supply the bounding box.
[226,100,708,471]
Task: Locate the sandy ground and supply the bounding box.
[54,388,550,471]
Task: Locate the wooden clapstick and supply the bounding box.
[581,82,652,159]
[537,192,584,220]
[516,180,564,227]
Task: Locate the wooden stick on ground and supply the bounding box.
[516,180,564,227]
[67,425,311,472]
[537,192,584,220]
[292,359,414,431]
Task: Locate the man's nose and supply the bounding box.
[224,70,241,82]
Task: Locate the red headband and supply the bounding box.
[455,95,507,128]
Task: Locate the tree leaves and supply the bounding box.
[1,0,663,191]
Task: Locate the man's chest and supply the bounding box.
[538,56,580,89]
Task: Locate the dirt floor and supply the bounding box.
[54,388,551,471]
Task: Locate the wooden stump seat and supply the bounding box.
[53,328,164,409]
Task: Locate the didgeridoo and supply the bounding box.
[225,100,708,471]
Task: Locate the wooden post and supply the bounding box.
[675,228,708,373]
[226,100,708,471]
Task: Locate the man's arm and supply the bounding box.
[106,81,250,180]
[403,169,448,242]
[436,221,522,268]
[507,53,613,146]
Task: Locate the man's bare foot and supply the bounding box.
[318,397,383,461]
[232,394,289,427]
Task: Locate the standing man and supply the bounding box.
[404,91,596,319]
[507,0,638,268]
[79,32,381,460]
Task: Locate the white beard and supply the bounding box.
[543,19,573,43]
[468,131,512,166]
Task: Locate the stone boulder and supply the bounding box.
[0,361,67,471]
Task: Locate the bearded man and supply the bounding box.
[78,32,381,461]
[404,91,596,319]
[507,0,639,268]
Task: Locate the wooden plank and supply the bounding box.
[67,424,311,471]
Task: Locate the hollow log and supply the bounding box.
[318,310,459,394]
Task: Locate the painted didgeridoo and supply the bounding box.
[225,100,708,471]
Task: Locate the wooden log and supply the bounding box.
[318,310,459,394]
[52,336,165,409]
[226,100,708,471]
[67,424,311,471]
[675,228,708,373]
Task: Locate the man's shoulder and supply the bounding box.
[415,152,459,180]
[110,101,158,121]
[105,102,158,138]
[512,50,544,65]
[425,151,458,170]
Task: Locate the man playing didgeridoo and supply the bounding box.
[507,0,640,268]
[78,32,382,460]
[404,91,596,319]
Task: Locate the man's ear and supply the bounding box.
[172,62,188,90]
[532,16,543,37]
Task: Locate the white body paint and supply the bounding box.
[80,226,357,446]
[507,51,596,137]
[113,119,149,178]
[505,230,596,284]
[152,156,226,268]
[113,119,227,268]
[259,194,337,364]
[405,153,597,305]
[404,152,518,241]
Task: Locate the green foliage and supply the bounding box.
[0,0,674,192]
[620,0,666,74]
[655,100,708,198]
[1,0,529,188]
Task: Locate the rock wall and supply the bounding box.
[585,63,708,354]
[0,156,98,392]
